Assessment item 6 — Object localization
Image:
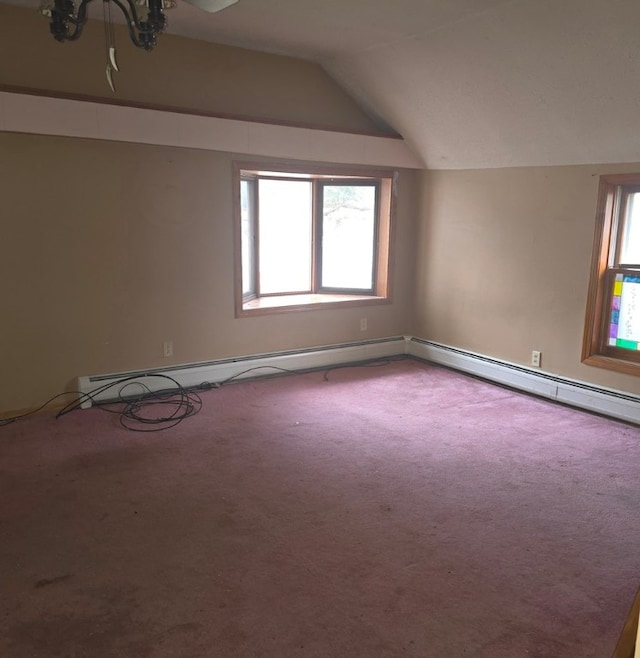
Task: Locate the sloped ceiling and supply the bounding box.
[324,0,640,169]
[6,0,640,169]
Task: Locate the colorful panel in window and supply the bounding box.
[609,273,640,350]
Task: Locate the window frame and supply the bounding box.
[582,174,640,375]
[240,177,257,301]
[233,161,395,317]
[316,178,381,294]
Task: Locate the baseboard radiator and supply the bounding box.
[408,338,640,425]
[77,335,640,424]
[76,336,408,408]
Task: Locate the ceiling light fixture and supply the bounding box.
[39,0,239,91]
[40,0,175,51]
[39,0,176,91]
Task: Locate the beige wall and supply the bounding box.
[4,5,640,414]
[0,131,418,413]
[412,164,640,396]
[0,4,415,414]
[0,4,389,135]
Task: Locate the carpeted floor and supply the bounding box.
[1,358,639,657]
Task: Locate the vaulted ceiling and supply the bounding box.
[5,0,640,169]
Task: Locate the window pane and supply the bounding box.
[258,179,312,294]
[240,179,254,297]
[608,273,640,350]
[620,193,640,265]
[321,185,376,290]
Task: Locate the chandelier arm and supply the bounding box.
[109,0,166,49]
[59,0,92,25]
[109,0,147,46]
[117,0,164,34]
[49,0,93,41]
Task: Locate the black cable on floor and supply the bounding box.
[0,392,84,427]
[56,374,202,432]
[1,358,401,432]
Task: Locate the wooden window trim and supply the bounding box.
[233,161,395,317]
[582,174,640,376]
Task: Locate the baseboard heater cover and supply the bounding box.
[408,338,640,425]
[77,336,409,408]
[77,335,640,423]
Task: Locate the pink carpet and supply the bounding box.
[1,358,639,657]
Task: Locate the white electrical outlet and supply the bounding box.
[531,350,541,367]
[163,341,173,358]
[360,318,367,331]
